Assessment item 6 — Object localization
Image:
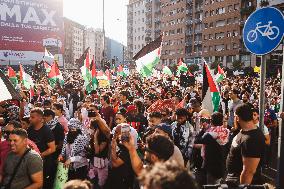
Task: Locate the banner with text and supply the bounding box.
[0,0,64,66]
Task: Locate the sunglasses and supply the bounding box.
[200,117,211,124]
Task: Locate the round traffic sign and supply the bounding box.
[243,7,284,55]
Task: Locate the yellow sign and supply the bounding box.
[98,79,110,88]
[254,66,260,73]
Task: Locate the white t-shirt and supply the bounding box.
[257,123,269,136]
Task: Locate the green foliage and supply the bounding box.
[210,60,221,70]
[232,60,244,70]
[188,64,199,73]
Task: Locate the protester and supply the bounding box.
[226,103,265,185]
[53,103,69,133]
[139,160,199,189]
[0,128,43,189]
[228,89,243,128]
[195,112,229,184]
[59,118,89,181]
[63,179,92,189]
[172,108,196,165]
[28,108,56,188]
[154,123,184,167]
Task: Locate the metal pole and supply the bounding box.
[259,55,266,132]
[276,43,284,189]
[102,0,105,65]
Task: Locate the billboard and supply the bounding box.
[0,0,64,66]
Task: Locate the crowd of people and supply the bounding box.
[0,67,281,189]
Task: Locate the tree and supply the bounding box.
[188,64,199,73]
[260,0,269,7]
[210,60,221,70]
[232,60,244,70]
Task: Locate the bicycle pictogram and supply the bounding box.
[247,21,280,43]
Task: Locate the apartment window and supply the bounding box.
[209,34,213,40]
[215,32,225,39]
[142,35,144,40]
[177,28,183,34]
[205,11,209,17]
[227,31,232,37]
[234,4,239,10]
[227,18,233,24]
[138,11,140,15]
[204,46,208,52]
[216,20,225,27]
[233,43,238,49]
[216,44,225,51]
[209,46,213,51]
[226,44,230,50]
[204,35,208,40]
[228,5,233,12]
[233,30,238,37]
[216,7,225,14]
[138,36,140,40]
[142,18,144,22]
[209,22,214,28]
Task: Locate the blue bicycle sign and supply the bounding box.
[243,7,284,55]
[247,21,279,43]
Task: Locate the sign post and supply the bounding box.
[243,7,284,188]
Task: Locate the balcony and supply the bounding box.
[186,0,193,4]
[146,20,152,25]
[195,6,202,12]
[186,30,193,35]
[186,10,193,15]
[185,41,192,46]
[154,18,161,23]
[194,29,202,34]
[155,29,161,33]
[145,29,152,34]
[185,20,193,25]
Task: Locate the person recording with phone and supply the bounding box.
[107,123,138,189]
[86,108,110,188]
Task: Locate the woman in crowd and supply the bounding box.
[59,118,89,181]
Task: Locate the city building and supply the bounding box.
[127,0,147,59]
[84,28,104,65]
[202,0,242,68]
[64,18,85,68]
[145,0,162,44]
[160,0,203,65]
[106,37,125,65]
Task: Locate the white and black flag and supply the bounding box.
[0,70,21,102]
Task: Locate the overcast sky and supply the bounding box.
[63,0,128,45]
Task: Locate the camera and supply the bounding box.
[88,110,97,117]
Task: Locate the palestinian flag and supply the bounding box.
[177,58,188,73]
[188,70,194,77]
[0,70,21,102]
[133,35,162,77]
[202,63,220,113]
[48,62,62,88]
[91,58,99,90]
[162,66,173,76]
[20,65,34,90]
[81,50,92,92]
[215,65,225,83]
[105,69,111,81]
[44,62,51,73]
[7,66,18,87]
[117,65,127,78]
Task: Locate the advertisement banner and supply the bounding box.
[0,0,64,66]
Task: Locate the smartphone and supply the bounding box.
[121,125,130,142]
[88,110,97,117]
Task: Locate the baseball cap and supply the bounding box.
[155,123,173,140]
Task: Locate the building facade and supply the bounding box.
[127,0,147,59]
[64,18,85,68]
[145,0,162,44]
[106,37,125,65]
[160,0,203,65]
[202,0,242,68]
